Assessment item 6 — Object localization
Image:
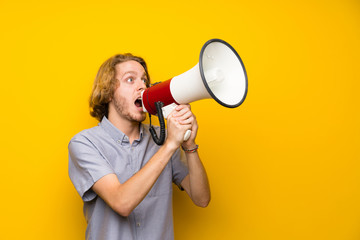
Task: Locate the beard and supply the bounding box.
[113,94,146,123]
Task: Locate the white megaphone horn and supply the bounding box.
[141,38,248,145]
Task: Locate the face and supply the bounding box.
[110,60,148,123]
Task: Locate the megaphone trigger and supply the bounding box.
[184,130,192,141]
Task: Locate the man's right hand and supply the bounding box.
[165,105,193,149]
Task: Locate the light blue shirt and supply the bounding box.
[68,117,188,240]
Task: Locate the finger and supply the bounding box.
[178,113,194,122]
[174,107,192,118]
[181,122,193,131]
[175,104,191,112]
[179,116,194,125]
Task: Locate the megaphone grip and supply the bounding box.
[184,130,191,141]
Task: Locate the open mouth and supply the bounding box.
[134,97,143,108]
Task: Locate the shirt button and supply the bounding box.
[117,140,121,143]
[136,223,141,227]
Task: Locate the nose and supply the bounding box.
[137,78,147,91]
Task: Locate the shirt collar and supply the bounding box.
[99,116,144,145]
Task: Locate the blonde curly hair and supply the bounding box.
[89,53,150,121]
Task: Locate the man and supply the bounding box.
[68,53,210,240]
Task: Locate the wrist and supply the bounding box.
[163,140,179,153]
[181,141,197,149]
[181,144,199,153]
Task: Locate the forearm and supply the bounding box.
[93,141,177,216]
[183,150,211,207]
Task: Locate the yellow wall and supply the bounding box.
[1,0,359,239]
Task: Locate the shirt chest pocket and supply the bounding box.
[148,163,172,197]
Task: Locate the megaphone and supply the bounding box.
[141,38,248,145]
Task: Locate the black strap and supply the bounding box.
[149,101,166,145]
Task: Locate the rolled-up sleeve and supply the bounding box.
[68,135,114,202]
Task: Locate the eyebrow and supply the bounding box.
[122,71,147,79]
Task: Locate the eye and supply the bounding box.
[142,78,147,84]
[127,77,133,83]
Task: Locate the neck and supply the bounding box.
[108,113,140,144]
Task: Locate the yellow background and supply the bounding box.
[1,0,359,239]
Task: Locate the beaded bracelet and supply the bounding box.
[181,145,199,153]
